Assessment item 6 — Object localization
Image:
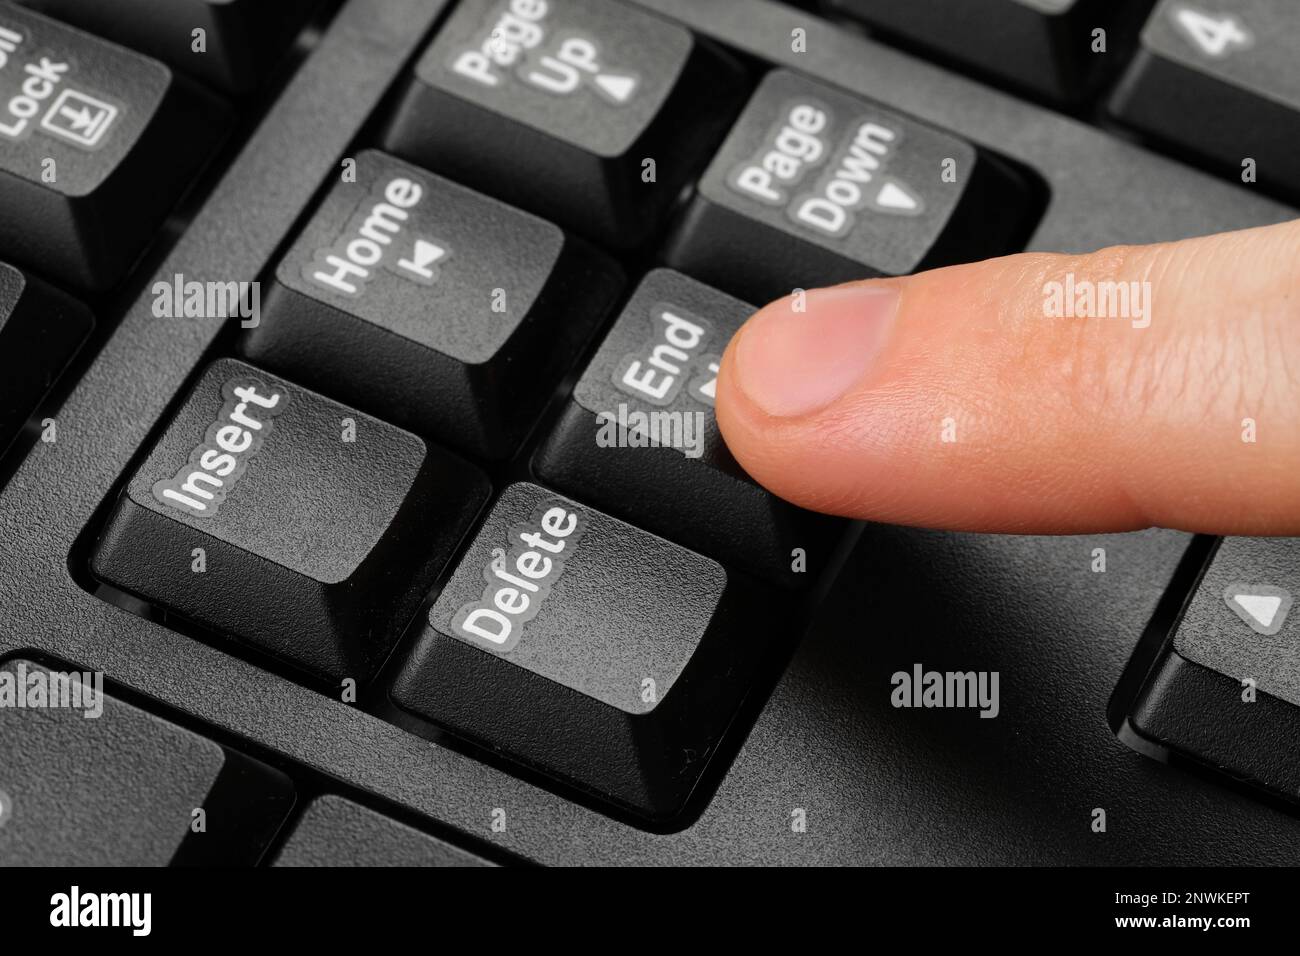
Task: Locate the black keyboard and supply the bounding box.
[1,0,1298,869]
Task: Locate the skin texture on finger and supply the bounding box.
[715,219,1300,535]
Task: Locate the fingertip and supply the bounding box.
[715,280,903,516]
[727,282,900,419]
[715,221,1300,534]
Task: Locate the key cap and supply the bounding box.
[0,2,229,290]
[1109,0,1300,202]
[381,0,746,249]
[244,150,621,460]
[0,658,293,865]
[392,482,775,819]
[663,68,1031,304]
[1123,537,1300,805]
[823,0,1147,105]
[90,358,490,684]
[18,0,318,94]
[534,269,843,587]
[273,796,493,867]
[0,260,93,453]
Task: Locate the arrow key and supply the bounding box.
[1224,583,1293,637]
[1121,536,1300,808]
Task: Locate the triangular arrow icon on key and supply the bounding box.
[397,239,447,281]
[870,178,924,216]
[1223,583,1293,636]
[593,71,638,104]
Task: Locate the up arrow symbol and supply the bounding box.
[593,71,637,104]
[1223,583,1293,636]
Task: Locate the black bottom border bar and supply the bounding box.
[0,865,1288,941]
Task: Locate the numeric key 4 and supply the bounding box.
[1109,0,1300,202]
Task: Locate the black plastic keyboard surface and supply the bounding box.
[0,0,1297,867]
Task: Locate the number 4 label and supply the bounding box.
[1170,4,1254,58]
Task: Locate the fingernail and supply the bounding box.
[733,284,899,418]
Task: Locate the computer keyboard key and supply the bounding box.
[273,796,493,867]
[534,268,843,587]
[90,358,490,684]
[664,68,1030,303]
[17,0,319,94]
[391,481,774,819]
[244,150,621,460]
[824,0,1148,105]
[381,0,746,249]
[1109,0,1300,202]
[0,2,229,290]
[0,261,93,453]
[1124,537,1300,805]
[0,658,294,865]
